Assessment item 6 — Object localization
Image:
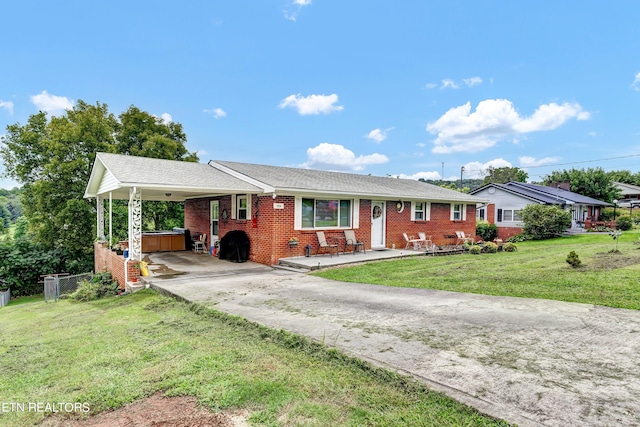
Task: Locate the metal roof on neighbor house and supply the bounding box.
[471,181,611,206]
[211,160,485,203]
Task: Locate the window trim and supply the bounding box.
[232,194,251,221]
[450,203,466,221]
[411,201,431,221]
[497,208,521,223]
[296,197,354,229]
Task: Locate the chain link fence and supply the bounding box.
[44,273,93,301]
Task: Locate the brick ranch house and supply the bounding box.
[470,181,612,241]
[85,153,486,286]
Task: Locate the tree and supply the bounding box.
[483,167,528,184]
[543,167,620,203]
[0,101,198,273]
[521,204,571,240]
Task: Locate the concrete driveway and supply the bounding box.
[147,254,640,427]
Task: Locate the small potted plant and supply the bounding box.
[288,237,299,247]
[112,243,124,255]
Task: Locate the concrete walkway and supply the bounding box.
[146,253,640,427]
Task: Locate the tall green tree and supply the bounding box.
[543,167,620,202]
[0,101,198,270]
[483,167,528,184]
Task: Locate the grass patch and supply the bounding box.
[6,294,44,307]
[315,231,640,310]
[0,290,509,426]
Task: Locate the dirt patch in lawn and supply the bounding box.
[587,251,640,270]
[40,392,249,427]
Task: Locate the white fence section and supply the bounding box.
[0,289,9,307]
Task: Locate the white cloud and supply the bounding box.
[302,143,388,171]
[204,107,226,119]
[427,99,589,154]
[463,76,483,87]
[30,90,74,115]
[160,113,173,124]
[283,0,311,21]
[462,158,513,179]
[365,127,393,143]
[398,171,441,180]
[279,93,344,115]
[0,100,13,115]
[424,83,438,89]
[588,131,597,137]
[632,72,640,91]
[519,156,560,167]
[441,79,459,90]
[415,142,426,147]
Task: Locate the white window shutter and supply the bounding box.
[425,202,431,221]
[246,195,252,219]
[450,203,455,221]
[353,199,360,229]
[231,194,237,219]
[294,196,302,230]
[462,204,467,221]
[410,201,416,221]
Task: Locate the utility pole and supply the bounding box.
[441,162,444,181]
[460,166,465,190]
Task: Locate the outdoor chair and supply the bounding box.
[417,232,433,251]
[343,229,365,254]
[455,231,474,246]
[316,231,338,257]
[193,233,207,254]
[403,232,423,250]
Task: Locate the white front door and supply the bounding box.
[371,201,386,249]
[210,200,219,246]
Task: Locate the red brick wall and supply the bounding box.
[497,227,523,241]
[94,243,139,289]
[184,197,478,265]
[487,204,496,224]
[385,202,477,248]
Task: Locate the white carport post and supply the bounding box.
[96,196,104,240]
[128,187,142,261]
[109,192,113,245]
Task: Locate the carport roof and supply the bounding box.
[84,153,263,201]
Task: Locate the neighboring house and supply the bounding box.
[470,181,612,240]
[614,182,640,207]
[85,153,487,270]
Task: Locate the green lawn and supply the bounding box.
[0,290,508,426]
[315,231,640,310]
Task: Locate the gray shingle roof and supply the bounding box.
[471,181,611,206]
[212,160,484,202]
[95,153,262,192]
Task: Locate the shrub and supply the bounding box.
[482,242,498,253]
[468,246,481,255]
[506,233,531,243]
[521,204,571,240]
[503,242,518,252]
[566,251,581,268]
[69,272,119,302]
[616,216,633,231]
[475,222,498,242]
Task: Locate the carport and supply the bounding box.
[84,152,262,287]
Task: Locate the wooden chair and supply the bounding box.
[403,232,422,250]
[417,232,433,250]
[316,231,338,257]
[343,229,365,254]
[455,231,474,246]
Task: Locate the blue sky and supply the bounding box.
[1,1,640,189]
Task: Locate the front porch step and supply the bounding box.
[274,260,312,273]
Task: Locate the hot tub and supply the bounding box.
[141,231,186,252]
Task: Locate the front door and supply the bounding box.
[210,200,219,247]
[371,201,385,249]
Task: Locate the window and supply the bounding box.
[411,201,430,221]
[452,203,463,220]
[236,195,248,220]
[301,198,351,228]
[477,207,485,221]
[497,209,521,222]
